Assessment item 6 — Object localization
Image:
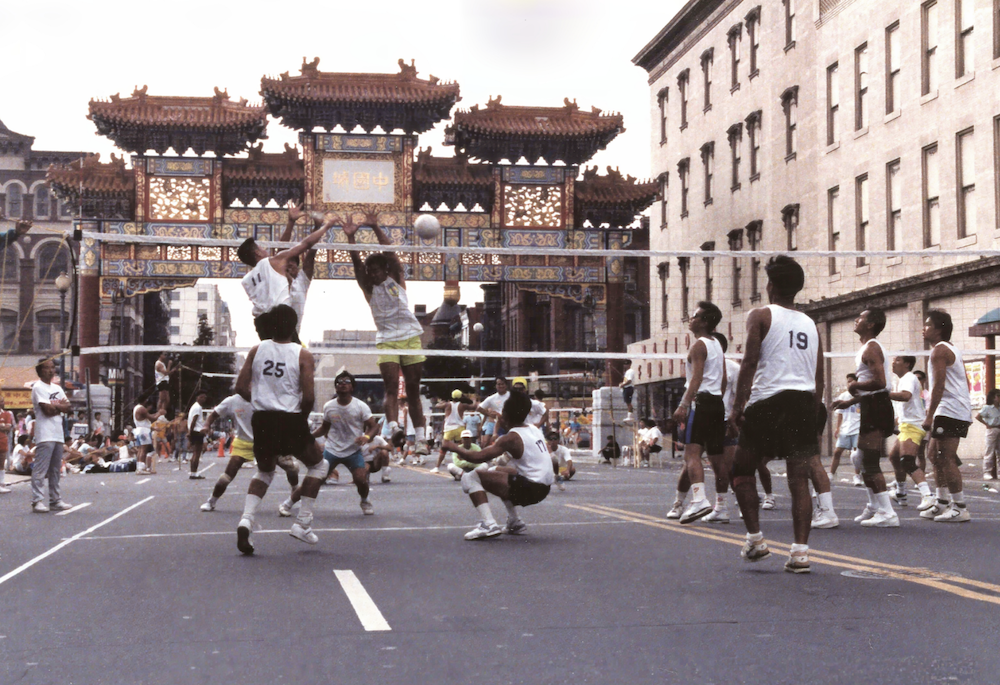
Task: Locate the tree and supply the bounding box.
[177,313,234,412]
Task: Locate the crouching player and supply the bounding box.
[443,391,554,540]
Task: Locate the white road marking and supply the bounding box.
[135,478,150,485]
[0,496,154,587]
[196,464,215,476]
[334,569,391,631]
[55,502,91,516]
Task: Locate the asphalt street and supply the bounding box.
[1,455,999,685]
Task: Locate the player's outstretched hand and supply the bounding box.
[363,211,379,228]
[287,201,305,221]
[15,219,32,236]
[342,219,359,238]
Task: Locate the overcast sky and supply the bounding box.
[5,0,683,346]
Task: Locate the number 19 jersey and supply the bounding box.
[748,305,818,407]
[251,340,302,413]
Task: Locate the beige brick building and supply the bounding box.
[631,0,1000,456]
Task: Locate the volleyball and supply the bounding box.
[414,214,441,239]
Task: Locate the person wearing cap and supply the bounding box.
[476,377,510,447]
[432,389,474,473]
[546,431,575,491]
[445,429,482,480]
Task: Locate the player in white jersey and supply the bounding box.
[236,206,333,341]
[279,203,320,333]
[132,400,163,474]
[546,431,574,491]
[729,256,824,574]
[666,302,728,525]
[432,390,474,473]
[443,390,555,540]
[154,352,178,416]
[832,307,898,527]
[886,356,935,510]
[830,373,863,486]
[343,213,429,455]
[186,391,210,479]
[477,377,510,447]
[920,310,974,522]
[198,393,299,512]
[233,305,325,554]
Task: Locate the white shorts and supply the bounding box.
[134,428,152,447]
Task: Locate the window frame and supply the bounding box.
[886,22,900,114]
[701,48,714,112]
[657,87,669,144]
[728,228,743,306]
[828,186,841,275]
[678,158,691,217]
[728,24,743,91]
[781,87,799,160]
[781,203,800,251]
[957,127,976,239]
[957,0,975,78]
[728,123,743,191]
[827,62,840,145]
[746,220,762,302]
[886,159,901,250]
[701,142,715,205]
[783,0,796,49]
[745,6,761,77]
[923,143,941,247]
[745,110,762,181]
[658,262,669,329]
[855,173,869,267]
[855,43,869,131]
[678,69,690,129]
[922,1,939,95]
[678,256,690,321]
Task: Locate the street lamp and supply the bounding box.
[473,322,485,392]
[55,272,71,388]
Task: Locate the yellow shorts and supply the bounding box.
[898,422,926,446]
[376,335,426,366]
[443,427,464,441]
[231,437,255,461]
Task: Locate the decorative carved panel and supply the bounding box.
[503,185,563,227]
[148,177,211,221]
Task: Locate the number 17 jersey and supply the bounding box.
[251,340,302,413]
[748,305,818,407]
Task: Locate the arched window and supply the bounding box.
[58,198,74,218]
[35,309,62,351]
[34,185,50,218]
[36,242,70,281]
[0,309,18,350]
[5,184,23,219]
[1,244,19,281]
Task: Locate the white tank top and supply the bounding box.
[133,405,151,430]
[154,362,168,385]
[444,401,463,429]
[289,271,310,331]
[685,336,724,396]
[931,341,973,422]
[369,277,424,344]
[748,305,818,406]
[251,340,303,412]
[509,424,556,485]
[854,338,891,394]
[723,358,741,420]
[242,259,291,318]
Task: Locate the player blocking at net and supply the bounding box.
[343,212,429,455]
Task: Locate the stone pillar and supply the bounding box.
[605,282,626,387]
[78,234,101,386]
[987,334,996,394]
[18,250,34,353]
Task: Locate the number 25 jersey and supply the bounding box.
[748,304,819,407]
[251,340,302,413]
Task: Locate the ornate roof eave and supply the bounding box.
[0,119,34,155]
[260,58,460,133]
[46,153,135,197]
[222,144,305,207]
[412,148,494,212]
[574,165,658,228]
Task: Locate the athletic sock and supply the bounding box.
[241,494,261,524]
[476,502,496,526]
[917,481,932,496]
[673,491,687,505]
[415,427,425,442]
[747,531,764,543]
[817,491,834,512]
[207,496,218,507]
[875,491,894,513]
[951,491,965,505]
[691,483,706,502]
[789,543,808,555]
[281,496,294,509]
[936,487,950,501]
[865,488,877,508]
[297,496,316,526]
[715,494,726,507]
[503,499,519,521]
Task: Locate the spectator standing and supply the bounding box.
[0,396,13,491]
[976,389,1000,480]
[30,359,74,512]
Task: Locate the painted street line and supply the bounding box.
[135,478,150,485]
[55,502,92,516]
[335,569,391,631]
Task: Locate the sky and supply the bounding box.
[5,0,683,346]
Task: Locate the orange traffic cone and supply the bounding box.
[218,438,225,459]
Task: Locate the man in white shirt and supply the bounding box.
[186,391,210,480]
[30,358,74,512]
[976,389,1000,480]
[476,377,511,447]
[886,356,934,510]
[546,431,574,491]
[281,203,319,334]
[619,361,636,423]
[830,373,862,486]
[154,352,179,416]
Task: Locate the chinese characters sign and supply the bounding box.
[322,159,395,205]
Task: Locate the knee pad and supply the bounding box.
[252,470,274,486]
[446,463,463,478]
[849,449,864,472]
[461,468,484,495]
[860,448,882,475]
[307,460,330,480]
[276,454,298,471]
[217,473,233,487]
[900,453,919,475]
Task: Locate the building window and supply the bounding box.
[36,310,63,352]
[728,24,742,90]
[679,158,690,217]
[886,23,901,114]
[746,6,761,76]
[781,87,798,159]
[828,187,841,275]
[701,142,715,205]
[678,70,690,129]
[1,309,17,349]
[994,116,1000,228]
[58,200,73,218]
[923,1,939,95]
[827,63,839,145]
[957,0,975,77]
[728,228,743,305]
[887,159,901,250]
[923,143,941,246]
[658,88,669,144]
[958,128,976,239]
[170,308,180,318]
[36,242,70,281]
[658,262,669,329]
[169,291,180,301]
[702,246,714,303]
[659,172,669,228]
[197,291,209,301]
[746,220,762,301]
[856,174,869,267]
[746,110,762,180]
[701,48,714,111]
[4,185,23,219]
[728,123,743,191]
[198,308,208,318]
[678,257,690,320]
[783,0,796,49]
[994,0,1000,59]
[781,203,799,251]
[855,44,869,130]
[34,186,50,219]
[169,325,180,335]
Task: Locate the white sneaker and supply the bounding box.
[464,521,502,540]
[920,499,951,519]
[666,501,684,519]
[31,501,49,513]
[679,499,713,524]
[429,467,440,474]
[761,495,775,510]
[860,510,900,527]
[360,500,374,516]
[414,440,430,456]
[278,499,295,517]
[200,501,215,512]
[0,485,11,494]
[703,506,730,523]
[933,505,971,522]
[503,519,528,535]
[811,509,840,529]
[854,505,876,522]
[917,494,937,511]
[237,519,254,555]
[890,489,908,506]
[290,522,319,544]
[983,473,995,481]
[49,501,74,511]
[624,413,635,424]
[784,552,810,574]
[740,537,771,562]
[852,475,864,487]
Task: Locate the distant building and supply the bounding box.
[167,283,234,346]
[308,329,381,404]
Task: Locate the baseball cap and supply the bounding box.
[512,376,528,388]
[460,429,473,438]
[451,389,463,399]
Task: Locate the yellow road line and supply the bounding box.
[394,464,453,479]
[567,503,1000,606]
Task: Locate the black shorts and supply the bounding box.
[622,386,634,405]
[859,392,894,436]
[739,390,818,461]
[251,411,313,460]
[188,431,204,446]
[507,473,551,507]
[931,415,971,440]
[157,381,169,391]
[684,393,725,455]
